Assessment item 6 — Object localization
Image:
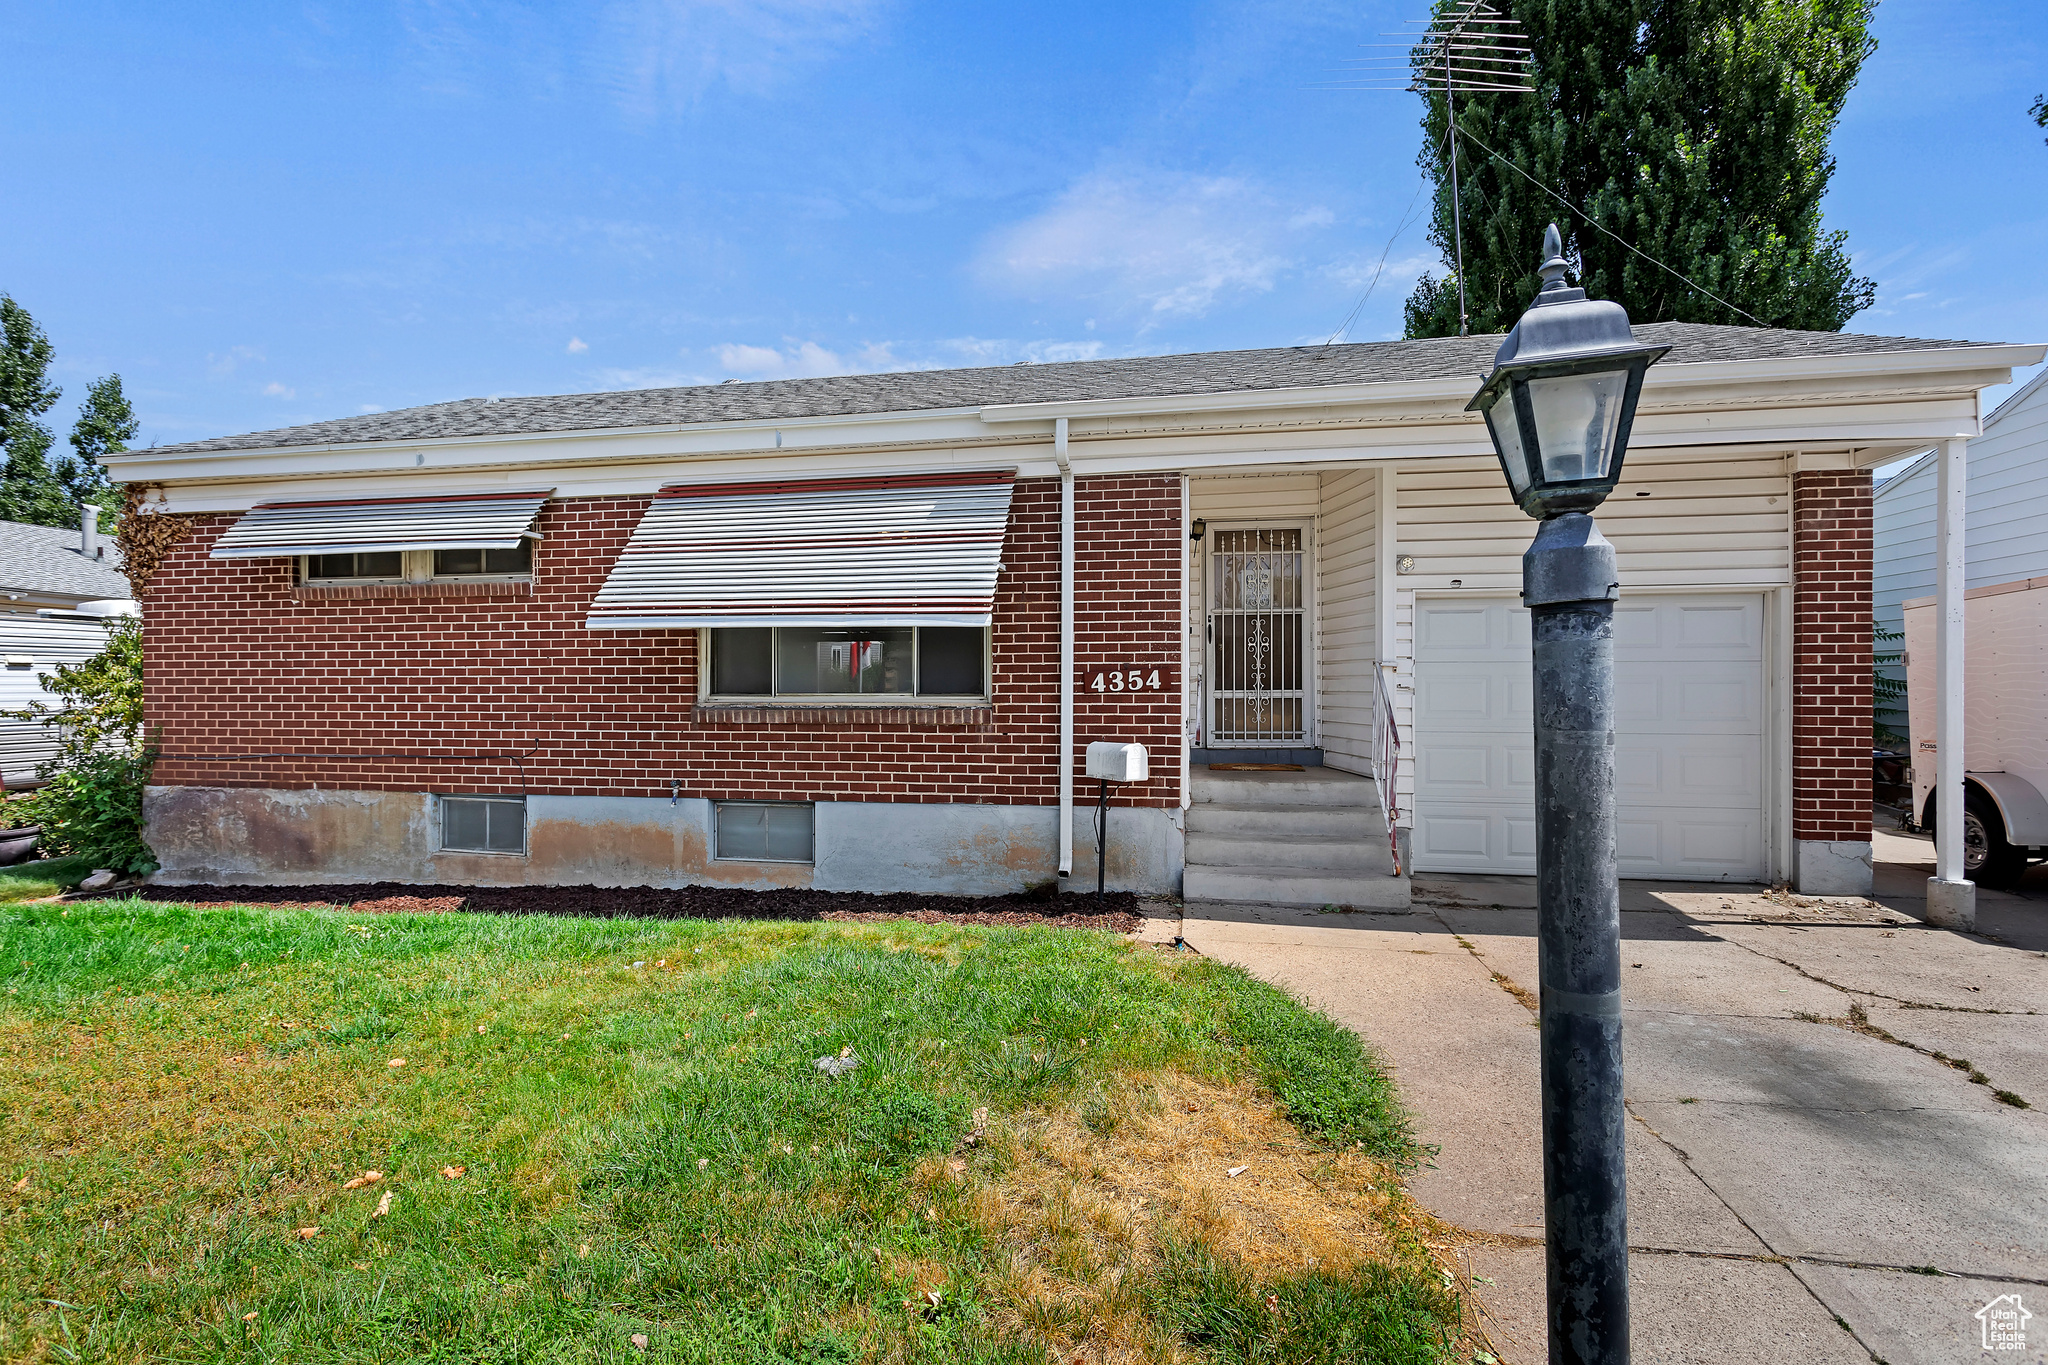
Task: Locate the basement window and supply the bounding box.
[714,802,814,863]
[440,796,526,854]
[708,626,988,700]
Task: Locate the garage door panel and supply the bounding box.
[1415,595,1766,882]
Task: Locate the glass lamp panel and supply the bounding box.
[1484,397,1533,498]
[1525,370,1628,485]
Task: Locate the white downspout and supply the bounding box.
[1927,435,1973,929]
[1057,418,1075,879]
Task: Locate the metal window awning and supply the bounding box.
[586,471,1016,630]
[209,490,553,558]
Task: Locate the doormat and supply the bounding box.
[1206,763,1304,771]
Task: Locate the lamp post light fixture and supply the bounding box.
[1468,224,1667,1365]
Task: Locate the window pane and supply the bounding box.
[435,548,485,576]
[711,628,774,694]
[774,628,912,694]
[762,804,815,861]
[716,803,812,862]
[917,627,985,695]
[306,554,355,580]
[483,543,532,574]
[356,551,404,579]
[443,798,488,851]
[716,803,768,859]
[485,800,525,852]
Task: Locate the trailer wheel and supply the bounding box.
[1960,785,2029,890]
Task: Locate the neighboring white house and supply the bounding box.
[0,516,137,788]
[1875,367,2048,685]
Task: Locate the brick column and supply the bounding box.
[1791,468,1874,893]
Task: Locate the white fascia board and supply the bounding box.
[117,343,2041,504]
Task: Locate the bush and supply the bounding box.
[22,746,157,875]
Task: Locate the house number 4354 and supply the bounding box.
[1087,668,1165,693]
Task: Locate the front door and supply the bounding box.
[1205,525,1309,747]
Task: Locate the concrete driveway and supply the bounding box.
[1170,834,2048,1364]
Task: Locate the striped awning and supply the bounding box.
[209,490,552,558]
[587,471,1016,630]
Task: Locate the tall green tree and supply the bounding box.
[0,295,136,527]
[63,374,137,522]
[1,293,67,525]
[1404,0,1879,338]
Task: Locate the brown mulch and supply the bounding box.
[136,881,1142,933]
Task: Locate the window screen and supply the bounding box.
[715,802,814,862]
[434,544,533,577]
[441,797,526,853]
[916,627,985,695]
[305,551,405,581]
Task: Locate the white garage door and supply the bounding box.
[1412,594,1766,881]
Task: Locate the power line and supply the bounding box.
[1322,121,1452,348]
[1448,117,1772,328]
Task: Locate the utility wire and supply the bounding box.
[1322,120,1453,348]
[1448,117,1772,328]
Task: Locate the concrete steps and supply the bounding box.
[1183,766,1407,908]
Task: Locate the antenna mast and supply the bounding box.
[1336,0,1534,336]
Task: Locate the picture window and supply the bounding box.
[708,626,987,699]
[440,796,526,854]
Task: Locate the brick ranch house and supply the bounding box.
[112,324,2042,903]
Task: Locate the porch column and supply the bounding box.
[1790,463,1874,894]
[1926,437,1974,928]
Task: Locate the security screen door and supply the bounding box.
[1206,526,1308,746]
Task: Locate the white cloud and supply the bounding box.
[939,337,1109,366]
[567,336,590,353]
[208,345,265,377]
[975,171,1334,323]
[358,404,385,414]
[599,0,887,113]
[262,381,296,399]
[714,339,868,379]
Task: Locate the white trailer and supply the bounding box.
[1904,574,2048,887]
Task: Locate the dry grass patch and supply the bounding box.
[956,1073,1458,1364]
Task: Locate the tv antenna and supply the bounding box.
[1331,0,1534,336]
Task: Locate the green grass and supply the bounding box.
[0,899,1454,1364]
[0,855,95,904]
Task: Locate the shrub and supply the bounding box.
[22,746,157,875]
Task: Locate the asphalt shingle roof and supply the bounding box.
[0,521,131,601]
[135,323,1995,458]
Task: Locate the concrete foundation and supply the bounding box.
[1923,876,1976,931]
[143,786,1185,896]
[1795,839,1874,896]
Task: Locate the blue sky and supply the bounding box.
[4,0,2045,450]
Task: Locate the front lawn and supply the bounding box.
[1,901,1463,1363]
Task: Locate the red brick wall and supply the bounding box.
[1792,469,1873,843]
[145,476,1184,809]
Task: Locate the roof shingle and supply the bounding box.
[129,323,1996,459]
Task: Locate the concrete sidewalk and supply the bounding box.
[1172,857,2048,1364]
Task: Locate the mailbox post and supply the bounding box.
[1085,742,1150,902]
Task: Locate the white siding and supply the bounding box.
[1189,474,1320,522]
[1315,470,1376,775]
[1875,372,2048,641]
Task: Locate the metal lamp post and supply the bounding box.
[1467,224,1668,1365]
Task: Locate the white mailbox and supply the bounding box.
[1085,741,1149,783]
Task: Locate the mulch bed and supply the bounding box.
[136,882,1142,933]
